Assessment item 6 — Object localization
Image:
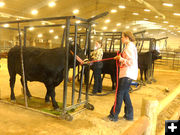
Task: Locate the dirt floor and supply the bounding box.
[0,58,180,135]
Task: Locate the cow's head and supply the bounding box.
[69,41,87,64]
[152,50,162,61]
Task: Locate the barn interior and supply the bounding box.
[0,0,180,135]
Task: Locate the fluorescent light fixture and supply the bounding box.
[125,26,130,29]
[169,25,174,27]
[31,9,38,15]
[92,24,96,27]
[112,29,117,32]
[111,9,117,13]
[75,20,81,24]
[173,13,180,16]
[61,25,65,28]
[54,36,59,39]
[49,29,54,33]
[133,28,137,31]
[41,22,46,25]
[162,28,167,30]
[48,1,56,7]
[78,28,82,31]
[38,34,43,38]
[3,24,9,27]
[102,26,107,30]
[73,9,79,14]
[144,9,151,12]
[116,23,121,26]
[163,21,168,24]
[162,3,173,7]
[29,27,34,31]
[118,5,126,9]
[105,19,110,23]
[0,2,5,7]
[132,13,139,15]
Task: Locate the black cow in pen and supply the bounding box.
[85,52,118,90]
[7,43,86,110]
[101,52,118,90]
[138,50,162,82]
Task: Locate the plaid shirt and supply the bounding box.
[91,48,103,60]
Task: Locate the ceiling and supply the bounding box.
[0,0,180,41]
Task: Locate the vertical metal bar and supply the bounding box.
[18,23,28,108]
[112,34,115,52]
[85,24,91,101]
[24,27,27,47]
[77,26,89,103]
[79,35,81,49]
[71,24,78,105]
[149,39,153,79]
[120,32,122,52]
[105,38,107,52]
[61,28,66,48]
[63,17,70,112]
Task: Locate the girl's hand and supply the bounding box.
[114,55,121,60]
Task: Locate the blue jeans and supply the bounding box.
[110,77,133,120]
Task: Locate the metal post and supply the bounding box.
[71,24,78,105]
[77,26,89,103]
[105,38,107,52]
[63,17,70,112]
[24,27,27,47]
[18,23,28,108]
[85,25,91,101]
[120,32,122,52]
[61,28,66,48]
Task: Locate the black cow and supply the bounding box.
[84,52,118,90]
[138,50,162,82]
[101,52,118,90]
[7,43,86,110]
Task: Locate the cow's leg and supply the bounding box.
[45,85,59,110]
[45,91,50,103]
[111,73,116,90]
[20,77,32,98]
[140,69,143,81]
[145,69,151,84]
[9,74,16,100]
[144,69,148,81]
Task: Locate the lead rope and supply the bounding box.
[113,51,120,113]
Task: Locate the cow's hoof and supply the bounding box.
[10,99,16,103]
[28,96,32,100]
[45,101,51,104]
[54,107,60,111]
[147,81,152,84]
[84,103,94,110]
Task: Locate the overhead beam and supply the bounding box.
[135,0,165,19]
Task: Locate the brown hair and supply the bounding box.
[96,40,103,47]
[123,31,136,42]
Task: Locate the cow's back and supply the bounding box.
[7,46,66,83]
